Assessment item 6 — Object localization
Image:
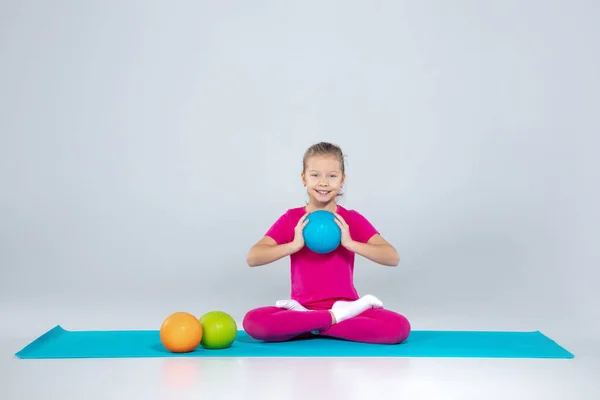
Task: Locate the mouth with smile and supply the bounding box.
[315,189,331,196]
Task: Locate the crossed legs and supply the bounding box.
[242,295,411,345]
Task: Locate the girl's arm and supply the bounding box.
[247,212,309,267]
[246,236,301,267]
[334,212,399,267]
[346,235,400,266]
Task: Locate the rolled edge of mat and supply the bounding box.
[14,325,66,358]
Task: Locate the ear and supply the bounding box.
[341,173,346,186]
[300,171,306,187]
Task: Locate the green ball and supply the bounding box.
[199,311,237,349]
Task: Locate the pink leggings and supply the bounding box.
[242,306,411,344]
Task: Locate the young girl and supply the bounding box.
[242,142,411,345]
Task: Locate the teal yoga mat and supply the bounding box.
[15,325,573,359]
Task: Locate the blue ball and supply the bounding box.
[302,210,341,254]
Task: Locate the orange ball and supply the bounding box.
[160,312,203,353]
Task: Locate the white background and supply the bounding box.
[1,0,598,345]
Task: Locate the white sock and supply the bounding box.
[330,294,384,323]
[275,299,310,311]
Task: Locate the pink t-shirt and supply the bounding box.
[265,205,379,310]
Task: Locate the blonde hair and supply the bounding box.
[302,142,346,174]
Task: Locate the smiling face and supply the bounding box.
[301,154,345,207]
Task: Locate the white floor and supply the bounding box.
[3,332,600,400]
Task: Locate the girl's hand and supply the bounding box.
[333,213,354,249]
[291,213,309,252]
